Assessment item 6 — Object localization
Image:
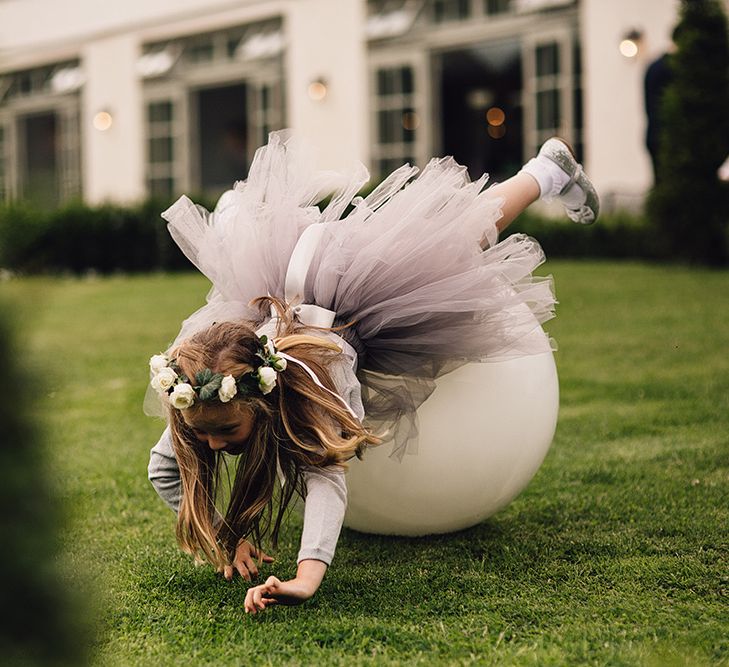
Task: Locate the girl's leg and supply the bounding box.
[487,172,541,234]
[482,138,600,249]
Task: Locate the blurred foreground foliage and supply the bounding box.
[0,198,662,275]
[0,304,90,666]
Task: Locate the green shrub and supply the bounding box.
[647,0,729,265]
[0,198,192,274]
[506,210,659,260]
[0,197,663,274]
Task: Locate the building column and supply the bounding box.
[82,34,145,203]
[284,0,369,171]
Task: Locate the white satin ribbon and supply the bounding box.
[282,223,336,328]
[278,351,359,420]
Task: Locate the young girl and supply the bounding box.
[146,133,599,615]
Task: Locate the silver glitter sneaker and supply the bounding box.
[539,138,600,225]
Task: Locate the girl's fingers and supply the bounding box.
[234,561,251,581]
[250,546,275,563]
[244,588,255,614]
[244,579,282,615]
[253,587,266,611]
[223,565,234,581]
[242,556,258,578]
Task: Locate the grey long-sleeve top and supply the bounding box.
[147,329,364,566]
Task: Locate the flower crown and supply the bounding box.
[149,335,287,410]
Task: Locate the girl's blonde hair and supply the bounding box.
[167,297,379,570]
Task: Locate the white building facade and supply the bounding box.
[0,0,695,210]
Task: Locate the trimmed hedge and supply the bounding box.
[509,210,660,261]
[0,199,193,274]
[0,199,657,275]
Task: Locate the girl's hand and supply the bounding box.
[218,540,274,582]
[244,559,328,614]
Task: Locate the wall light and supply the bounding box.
[308,78,328,101]
[93,111,113,131]
[619,29,643,58]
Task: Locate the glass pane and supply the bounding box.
[401,66,413,95]
[485,0,511,14]
[187,39,214,63]
[149,177,173,198]
[378,109,394,144]
[148,101,173,123]
[433,0,470,22]
[536,89,560,130]
[573,85,582,130]
[149,137,173,163]
[536,43,560,78]
[19,72,32,95]
[377,69,398,96]
[227,36,241,59]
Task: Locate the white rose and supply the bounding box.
[170,383,195,409]
[218,375,238,403]
[263,338,276,356]
[258,366,278,395]
[149,354,169,374]
[270,354,287,372]
[151,367,177,394]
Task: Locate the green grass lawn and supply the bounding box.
[4,261,728,666]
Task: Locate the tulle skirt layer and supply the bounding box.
[158,131,556,455]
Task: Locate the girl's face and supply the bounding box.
[182,403,255,455]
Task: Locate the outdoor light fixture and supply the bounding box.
[308,78,328,101]
[93,111,113,131]
[619,29,643,58]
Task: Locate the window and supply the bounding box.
[432,0,471,23]
[523,29,580,160]
[372,65,418,177]
[484,0,511,15]
[146,100,177,198]
[142,19,284,198]
[0,61,82,205]
[534,42,561,145]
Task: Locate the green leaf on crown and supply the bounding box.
[195,369,214,386]
[198,373,224,401]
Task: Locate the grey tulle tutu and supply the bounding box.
[153,131,556,455]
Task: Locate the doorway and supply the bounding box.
[436,39,523,183]
[194,83,249,199]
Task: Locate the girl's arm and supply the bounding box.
[244,465,348,613]
[244,559,328,614]
[148,427,182,512]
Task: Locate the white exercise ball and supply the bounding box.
[344,341,559,536]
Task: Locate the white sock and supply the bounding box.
[520,155,577,203]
